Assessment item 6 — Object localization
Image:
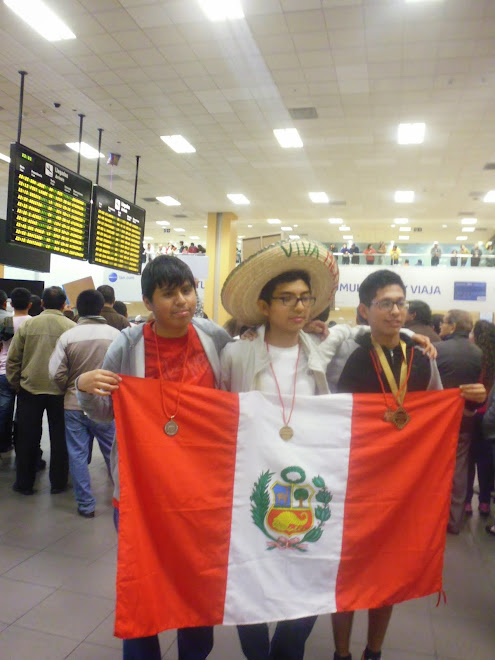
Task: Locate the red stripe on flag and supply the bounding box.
[335,388,464,612]
[113,376,239,638]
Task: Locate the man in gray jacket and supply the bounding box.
[49,289,120,518]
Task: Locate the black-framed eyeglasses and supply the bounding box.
[271,295,316,308]
[370,299,409,312]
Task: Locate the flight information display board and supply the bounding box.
[89,186,145,275]
[6,143,91,260]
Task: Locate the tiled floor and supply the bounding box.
[1,430,494,660]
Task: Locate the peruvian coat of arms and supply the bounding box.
[250,466,332,552]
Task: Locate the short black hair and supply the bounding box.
[258,270,311,304]
[113,301,128,317]
[29,294,42,316]
[42,286,67,310]
[10,287,31,311]
[0,290,7,307]
[97,285,115,304]
[408,300,432,325]
[76,289,104,317]
[141,255,195,301]
[431,313,443,335]
[358,270,406,306]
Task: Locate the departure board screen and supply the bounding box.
[6,143,91,260]
[89,186,145,275]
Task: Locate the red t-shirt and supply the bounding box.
[143,322,215,388]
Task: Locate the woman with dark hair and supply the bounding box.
[465,320,495,516]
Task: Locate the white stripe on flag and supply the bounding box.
[223,391,354,624]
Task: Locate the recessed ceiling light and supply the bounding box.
[461,217,477,224]
[160,135,196,154]
[273,128,303,149]
[328,218,343,224]
[174,228,186,232]
[66,142,103,159]
[189,235,200,239]
[227,193,250,205]
[442,224,447,228]
[267,218,281,224]
[390,224,396,228]
[478,241,484,246]
[293,224,299,228]
[247,224,252,228]
[289,234,300,240]
[394,217,409,224]
[156,196,181,206]
[198,0,244,21]
[339,226,351,231]
[0,152,11,163]
[281,226,292,231]
[456,235,468,241]
[309,192,329,203]
[203,225,208,229]
[343,235,354,240]
[394,191,414,203]
[156,220,170,226]
[143,236,153,240]
[399,235,410,240]
[463,227,475,232]
[5,0,76,41]
[483,191,495,202]
[397,122,426,145]
[401,226,412,232]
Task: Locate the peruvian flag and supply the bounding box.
[112,376,463,639]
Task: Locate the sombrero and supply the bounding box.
[221,238,339,326]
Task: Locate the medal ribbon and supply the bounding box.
[266,342,301,429]
[153,322,192,425]
[370,338,414,408]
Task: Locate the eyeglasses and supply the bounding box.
[370,299,409,312]
[271,295,316,308]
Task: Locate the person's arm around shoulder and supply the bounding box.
[315,323,368,363]
[5,321,27,392]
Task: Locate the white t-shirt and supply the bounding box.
[258,343,316,397]
[0,315,32,375]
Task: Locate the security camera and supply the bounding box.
[53,102,61,108]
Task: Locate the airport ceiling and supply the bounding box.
[0,0,495,250]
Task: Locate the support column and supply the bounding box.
[203,211,237,324]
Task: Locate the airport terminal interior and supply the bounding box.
[0,0,495,658]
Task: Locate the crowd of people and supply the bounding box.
[329,240,494,267]
[0,240,494,660]
[142,241,206,265]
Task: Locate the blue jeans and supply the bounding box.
[0,374,15,452]
[64,410,114,513]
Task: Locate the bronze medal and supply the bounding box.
[279,425,294,441]
[390,406,410,430]
[383,408,395,424]
[164,419,179,436]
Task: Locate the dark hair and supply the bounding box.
[29,294,42,316]
[10,287,31,311]
[97,285,115,304]
[258,270,311,304]
[408,300,432,325]
[314,305,330,323]
[358,270,406,306]
[431,313,443,335]
[473,320,495,389]
[356,306,367,325]
[113,300,128,317]
[76,289,105,317]
[42,286,67,310]
[444,309,473,336]
[63,309,75,321]
[141,255,195,301]
[0,290,7,307]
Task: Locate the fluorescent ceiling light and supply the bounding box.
[273,128,303,149]
[399,235,410,240]
[483,191,495,202]
[174,228,186,232]
[281,226,292,231]
[394,217,409,224]
[247,224,252,228]
[0,152,11,163]
[267,218,281,224]
[143,236,153,240]
[156,220,170,226]
[309,192,329,203]
[160,135,196,154]
[343,235,353,240]
[293,224,299,228]
[66,142,103,159]
[339,225,351,231]
[203,225,208,228]
[5,0,76,41]
[390,224,396,228]
[461,217,477,224]
[401,226,411,232]
[394,191,414,203]
[442,224,448,228]
[456,236,468,241]
[156,196,181,206]
[189,235,200,239]
[227,193,250,205]
[328,218,343,224]
[463,227,475,232]
[199,0,244,21]
[397,122,425,145]
[289,235,300,240]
